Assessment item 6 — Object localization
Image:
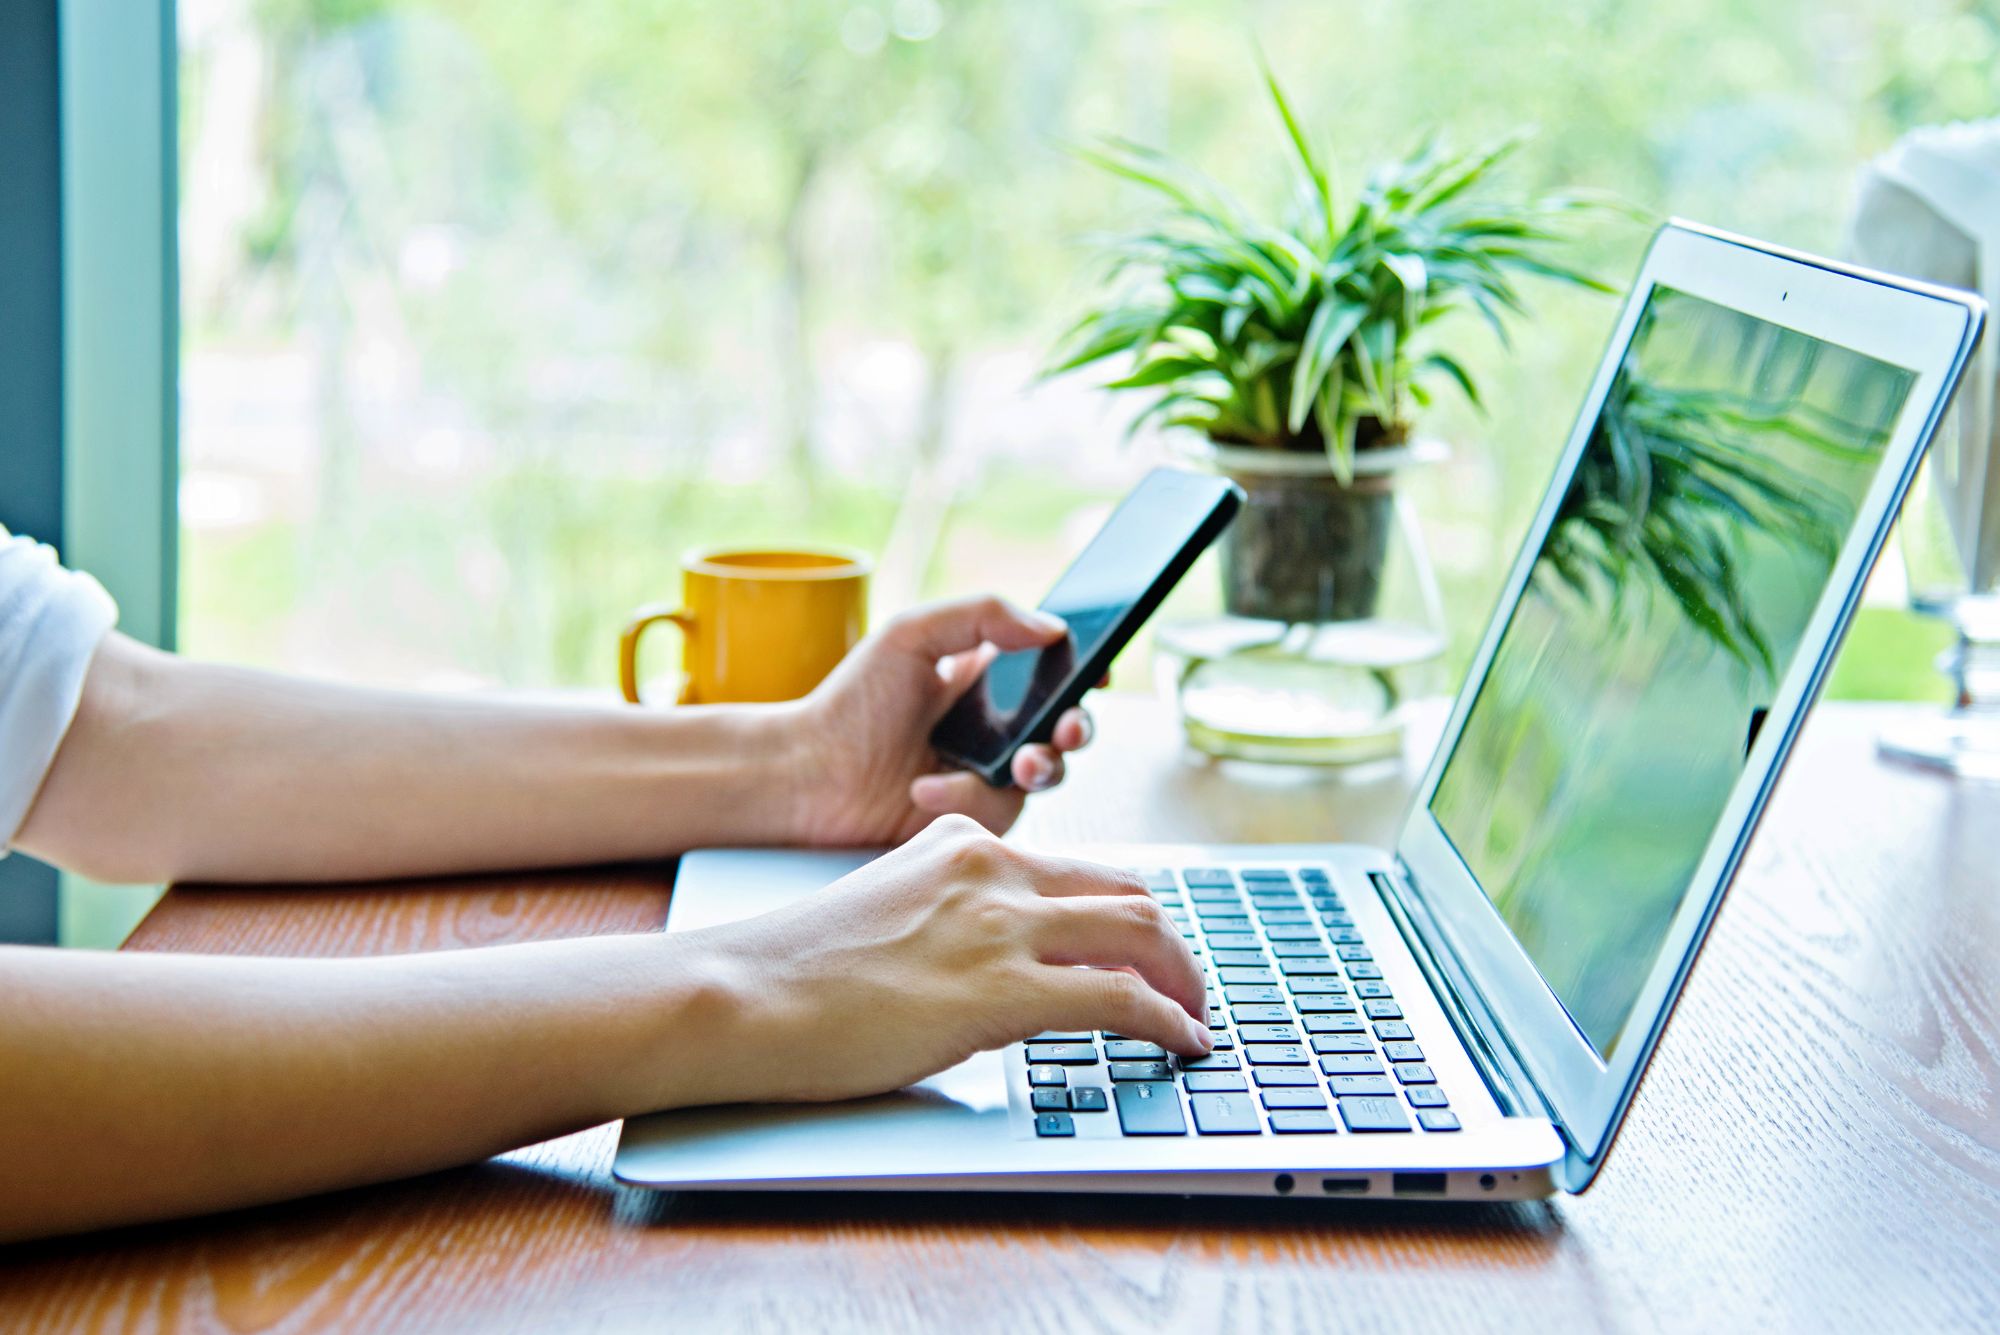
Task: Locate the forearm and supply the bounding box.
[0,935,736,1242]
[15,635,808,884]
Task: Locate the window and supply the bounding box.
[177,0,1987,694]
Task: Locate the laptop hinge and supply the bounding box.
[1371,867,1555,1126]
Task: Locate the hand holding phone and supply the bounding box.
[929,469,1242,786]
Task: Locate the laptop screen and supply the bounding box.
[1428,284,1916,1058]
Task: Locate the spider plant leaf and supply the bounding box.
[1072,137,1245,226]
[1221,299,1254,345]
[1102,355,1218,390]
[1314,366,1356,484]
[1287,298,1368,433]
[1413,135,1525,213]
[1351,316,1399,420]
[1421,351,1482,409]
[1258,53,1338,245]
[1047,306,1168,374]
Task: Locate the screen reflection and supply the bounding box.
[1431,287,1915,1056]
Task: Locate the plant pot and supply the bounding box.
[1193,442,1423,625]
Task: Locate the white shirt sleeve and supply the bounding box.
[0,525,118,849]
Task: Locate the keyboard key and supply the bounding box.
[1271,941,1331,958]
[1253,1068,1317,1088]
[1189,886,1244,903]
[1206,1004,1228,1026]
[1323,916,1357,932]
[1182,868,1236,888]
[1031,1088,1068,1112]
[1028,1065,1067,1087]
[1373,1021,1414,1041]
[1363,1000,1403,1020]
[1236,1024,1299,1044]
[1109,1061,1173,1081]
[1337,1096,1412,1132]
[1113,1081,1187,1135]
[1311,1034,1373,1055]
[1346,963,1384,980]
[1244,1044,1312,1065]
[1218,967,1277,986]
[1405,1086,1449,1108]
[1069,1086,1109,1113]
[1265,924,1324,941]
[1305,1014,1367,1034]
[1383,1041,1425,1063]
[1279,957,1339,975]
[1178,1052,1241,1072]
[1183,1072,1248,1092]
[1329,1075,1397,1097]
[1417,1109,1462,1132]
[1232,1004,1292,1024]
[1256,910,1311,926]
[1035,1111,1075,1137]
[1353,980,1394,999]
[1195,903,1250,922]
[1395,1064,1436,1085]
[1286,975,1347,993]
[1189,1092,1261,1135]
[1209,1032,1236,1050]
[1240,867,1293,882]
[1336,944,1374,962]
[1032,1031,1092,1043]
[1319,1053,1385,1076]
[1297,867,1331,884]
[1103,1040,1166,1061]
[1211,950,1270,968]
[1208,934,1262,952]
[1224,985,1286,1005]
[1268,1110,1340,1133]
[1260,1087,1327,1110]
[1024,1043,1097,1065]
[1296,996,1359,1014]
[1138,868,1177,891]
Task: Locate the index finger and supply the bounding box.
[1032,895,1207,1021]
[885,595,1066,661]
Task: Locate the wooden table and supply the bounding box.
[3,697,1996,1333]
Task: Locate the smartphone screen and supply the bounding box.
[930,469,1240,782]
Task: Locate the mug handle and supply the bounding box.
[619,603,696,704]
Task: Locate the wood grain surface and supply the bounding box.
[2,696,1995,1334]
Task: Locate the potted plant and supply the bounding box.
[1052,65,1611,626]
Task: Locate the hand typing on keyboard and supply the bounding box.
[667,814,1212,1106]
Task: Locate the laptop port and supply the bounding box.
[1393,1172,1447,1196]
[1319,1177,1368,1195]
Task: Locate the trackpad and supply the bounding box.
[619,847,1017,1185]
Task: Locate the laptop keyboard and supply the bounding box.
[1017,864,1463,1139]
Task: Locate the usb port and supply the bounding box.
[1393,1171,1447,1196]
[1319,1177,1368,1195]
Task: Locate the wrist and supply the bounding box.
[613,700,812,850]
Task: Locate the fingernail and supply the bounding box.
[911,775,948,808]
[1024,757,1054,790]
[1030,609,1067,634]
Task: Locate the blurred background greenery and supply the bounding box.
[176,0,1991,705]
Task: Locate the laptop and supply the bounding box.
[615,221,1983,1200]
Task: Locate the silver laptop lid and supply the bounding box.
[1393,221,1983,1192]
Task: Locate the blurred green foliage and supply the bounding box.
[177,0,2000,700]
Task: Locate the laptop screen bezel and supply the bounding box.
[1393,221,1980,1193]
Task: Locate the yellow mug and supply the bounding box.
[619,547,871,705]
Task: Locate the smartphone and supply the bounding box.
[930,467,1243,786]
